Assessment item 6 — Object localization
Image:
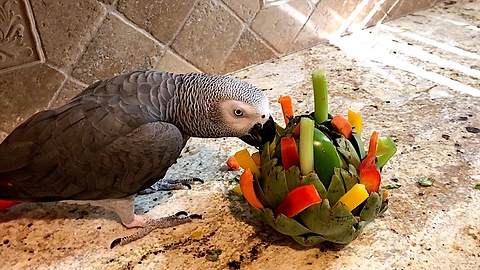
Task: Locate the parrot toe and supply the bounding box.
[138,178,205,194]
[122,214,147,228]
[110,211,202,248]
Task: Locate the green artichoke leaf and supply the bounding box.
[263,165,289,208]
[298,199,356,238]
[274,214,313,236]
[261,159,277,184]
[302,171,328,199]
[350,130,366,159]
[336,137,361,170]
[326,172,346,205]
[252,174,271,208]
[291,234,327,247]
[340,166,359,192]
[261,141,271,164]
[359,192,382,223]
[285,165,302,191]
[250,206,276,229]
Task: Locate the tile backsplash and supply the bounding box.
[0,0,438,135]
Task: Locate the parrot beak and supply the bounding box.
[240,116,276,147]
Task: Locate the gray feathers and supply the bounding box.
[0,70,269,203]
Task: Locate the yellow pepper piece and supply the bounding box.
[347,109,363,135]
[234,149,261,179]
[337,183,369,211]
[251,151,261,166]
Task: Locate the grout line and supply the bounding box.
[285,0,319,53]
[68,3,109,76]
[165,0,201,48]
[46,75,67,109]
[164,0,204,71]
[109,11,166,50]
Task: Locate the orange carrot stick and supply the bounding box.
[278,95,294,125]
[226,156,240,171]
[331,114,353,139]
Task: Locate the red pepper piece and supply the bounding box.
[275,185,322,217]
[360,131,381,193]
[280,137,300,170]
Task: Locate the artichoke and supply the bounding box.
[237,70,396,246]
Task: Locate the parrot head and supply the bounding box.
[218,99,276,147]
[181,73,276,146]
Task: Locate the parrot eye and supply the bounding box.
[234,109,244,117]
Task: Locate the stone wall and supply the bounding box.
[0,0,439,136]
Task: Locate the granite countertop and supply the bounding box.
[1,1,479,269]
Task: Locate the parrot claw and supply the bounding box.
[110,211,202,248]
[138,178,205,194]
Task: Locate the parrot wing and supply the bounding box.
[0,72,187,201]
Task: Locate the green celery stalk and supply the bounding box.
[312,69,328,124]
[299,117,314,175]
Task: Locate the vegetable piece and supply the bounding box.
[418,177,435,187]
[280,137,300,170]
[475,184,480,190]
[331,114,353,139]
[368,131,379,155]
[205,249,222,261]
[299,117,315,175]
[312,69,329,124]
[292,123,301,138]
[239,168,264,209]
[313,128,343,189]
[376,136,397,168]
[275,185,322,217]
[251,152,261,166]
[360,154,381,193]
[382,183,401,189]
[226,156,240,171]
[278,95,294,125]
[234,149,261,179]
[347,110,362,135]
[336,183,369,211]
[360,131,381,193]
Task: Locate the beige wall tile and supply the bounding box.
[118,0,197,44]
[251,0,313,53]
[289,6,327,52]
[384,0,434,21]
[221,0,260,22]
[0,64,65,133]
[171,0,243,73]
[222,28,277,74]
[316,0,363,36]
[30,0,105,70]
[155,50,201,74]
[72,14,164,84]
[49,79,86,109]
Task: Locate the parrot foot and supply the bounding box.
[110,211,202,248]
[122,214,147,228]
[138,178,204,194]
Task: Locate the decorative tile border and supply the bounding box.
[0,0,44,75]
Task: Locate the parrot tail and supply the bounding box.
[0,200,21,210]
[0,182,21,210]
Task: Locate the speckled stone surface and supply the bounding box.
[1,1,479,269]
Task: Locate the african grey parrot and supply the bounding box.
[0,70,275,246]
